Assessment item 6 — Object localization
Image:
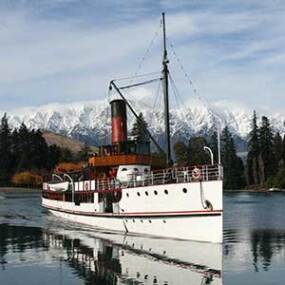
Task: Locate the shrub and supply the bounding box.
[12,171,43,186]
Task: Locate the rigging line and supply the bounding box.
[120,84,153,110]
[169,72,184,109]
[168,38,204,101]
[169,75,181,110]
[119,77,162,90]
[149,78,162,127]
[128,20,162,86]
[168,39,217,118]
[113,71,161,82]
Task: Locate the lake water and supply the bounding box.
[0,190,285,285]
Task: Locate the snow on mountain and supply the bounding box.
[1,98,285,146]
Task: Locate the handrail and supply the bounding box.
[43,164,223,193]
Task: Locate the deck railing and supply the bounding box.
[120,164,223,189]
[43,164,223,193]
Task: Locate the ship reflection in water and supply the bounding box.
[0,224,222,285]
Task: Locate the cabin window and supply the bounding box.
[183,188,187,193]
[154,190,158,195]
[144,168,149,172]
[122,168,127,171]
[164,189,168,195]
[149,220,152,223]
[134,168,138,171]
[126,193,129,197]
[137,192,140,196]
[145,191,149,196]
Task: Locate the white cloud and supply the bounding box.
[0,1,284,112]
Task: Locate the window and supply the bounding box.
[183,188,187,193]
[122,168,127,171]
[145,191,149,196]
[154,190,158,195]
[126,193,129,197]
[137,192,141,196]
[164,189,168,195]
[134,168,138,171]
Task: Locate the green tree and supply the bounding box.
[77,143,91,161]
[273,132,283,168]
[222,126,245,189]
[131,113,149,142]
[282,135,285,165]
[188,136,209,165]
[247,111,261,185]
[0,114,12,185]
[259,116,275,182]
[173,141,189,166]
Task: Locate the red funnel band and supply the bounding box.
[112,116,127,143]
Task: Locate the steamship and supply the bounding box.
[42,13,223,243]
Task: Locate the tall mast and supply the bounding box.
[162,12,171,165]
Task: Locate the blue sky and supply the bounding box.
[0,0,284,112]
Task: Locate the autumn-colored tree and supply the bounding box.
[12,171,43,186]
[55,162,84,173]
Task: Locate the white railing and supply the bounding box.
[44,164,223,192]
[120,164,223,188]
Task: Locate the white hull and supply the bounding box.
[42,180,223,243]
[47,207,222,242]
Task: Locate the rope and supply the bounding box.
[128,20,162,86]
[149,78,162,127]
[119,77,162,90]
[168,38,206,103]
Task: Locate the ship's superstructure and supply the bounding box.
[42,13,223,243]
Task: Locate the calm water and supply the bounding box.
[1,191,285,285]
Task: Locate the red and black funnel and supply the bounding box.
[111,99,127,144]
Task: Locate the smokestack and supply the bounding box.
[111,99,127,144]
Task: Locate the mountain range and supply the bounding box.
[2,98,285,152]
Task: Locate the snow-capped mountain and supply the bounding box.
[2,98,285,148]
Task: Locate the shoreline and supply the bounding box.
[0,187,41,193]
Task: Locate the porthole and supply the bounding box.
[133,219,135,223]
[141,219,143,223]
[164,189,168,194]
[137,192,140,196]
[149,220,152,223]
[154,190,158,195]
[182,188,187,193]
[126,193,129,197]
[145,191,149,196]
[163,220,166,223]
